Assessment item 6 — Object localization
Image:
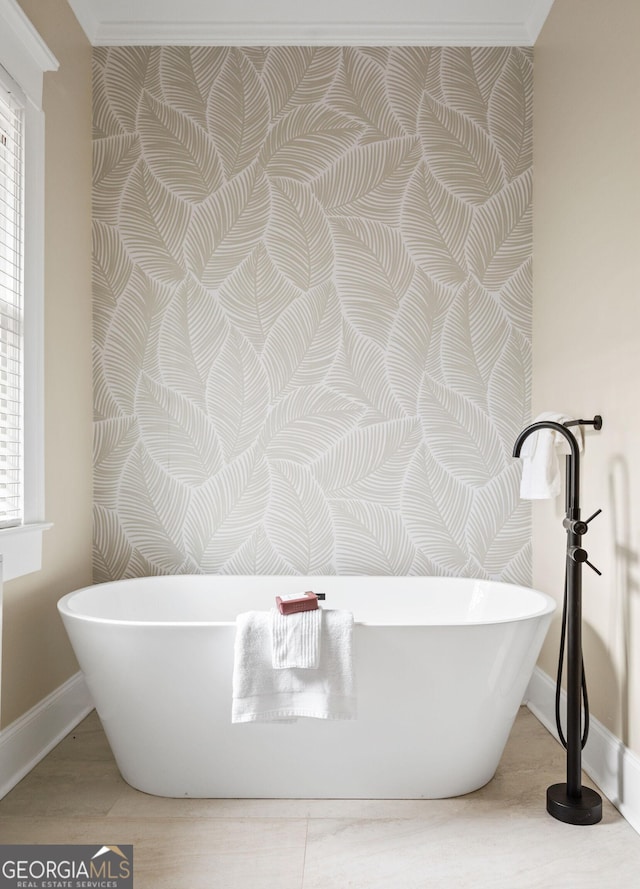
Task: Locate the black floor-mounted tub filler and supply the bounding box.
[513,415,603,825]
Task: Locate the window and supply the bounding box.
[0,71,24,530]
[0,1,57,580]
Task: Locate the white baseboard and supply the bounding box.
[0,671,93,800]
[525,666,640,835]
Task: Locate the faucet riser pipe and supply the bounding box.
[566,527,582,797]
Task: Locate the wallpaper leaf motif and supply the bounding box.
[331,500,415,576]
[119,163,190,285]
[118,443,190,573]
[138,91,224,201]
[466,168,532,288]
[93,46,532,582]
[205,327,270,461]
[221,526,298,576]
[207,49,271,178]
[93,220,134,348]
[313,137,421,226]
[441,47,490,129]
[184,446,270,570]
[326,322,406,421]
[402,444,471,574]
[386,270,437,415]
[419,93,504,203]
[159,47,210,129]
[329,48,405,141]
[261,385,363,462]
[488,327,531,455]
[136,373,224,484]
[471,48,512,105]
[332,218,414,345]
[261,282,341,398]
[419,377,505,486]
[265,460,335,573]
[387,47,438,135]
[312,419,421,508]
[259,105,363,179]
[93,133,140,226]
[185,163,270,287]
[265,177,334,289]
[467,464,529,576]
[93,64,124,139]
[94,343,122,422]
[101,268,173,415]
[217,244,300,352]
[466,280,512,384]
[102,47,155,133]
[94,504,133,584]
[94,416,139,510]
[488,49,533,182]
[440,280,509,408]
[261,47,341,117]
[158,276,229,409]
[402,162,472,286]
[498,259,532,339]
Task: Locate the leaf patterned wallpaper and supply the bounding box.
[93,46,532,582]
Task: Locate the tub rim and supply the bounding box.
[57,575,557,630]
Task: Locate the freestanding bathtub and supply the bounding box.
[57,575,555,799]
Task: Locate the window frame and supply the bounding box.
[0,0,57,581]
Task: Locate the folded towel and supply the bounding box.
[271,606,321,669]
[232,609,356,723]
[520,411,584,499]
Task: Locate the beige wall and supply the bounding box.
[533,0,640,752]
[1,0,92,729]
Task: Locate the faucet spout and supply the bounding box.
[512,420,581,513]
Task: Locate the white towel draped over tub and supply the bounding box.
[271,606,321,669]
[519,411,584,500]
[232,609,356,723]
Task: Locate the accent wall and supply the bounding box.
[93,46,532,580]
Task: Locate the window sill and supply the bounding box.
[0,522,53,582]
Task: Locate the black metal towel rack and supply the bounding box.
[513,414,603,826]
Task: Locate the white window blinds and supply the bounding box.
[0,73,24,529]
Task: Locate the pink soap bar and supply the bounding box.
[275,591,319,615]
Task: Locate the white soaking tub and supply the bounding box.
[57,575,555,799]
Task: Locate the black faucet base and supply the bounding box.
[547,782,602,825]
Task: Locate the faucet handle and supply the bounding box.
[568,546,602,576]
[563,508,602,536]
[585,558,603,577]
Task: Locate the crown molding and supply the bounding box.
[0,0,58,106]
[58,0,557,47]
[66,0,100,45]
[525,0,555,42]
[91,20,535,46]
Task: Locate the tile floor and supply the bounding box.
[1,707,640,888]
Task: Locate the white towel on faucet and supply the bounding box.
[271,607,321,669]
[519,411,584,499]
[232,609,356,723]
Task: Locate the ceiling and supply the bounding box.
[67,0,556,46]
